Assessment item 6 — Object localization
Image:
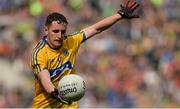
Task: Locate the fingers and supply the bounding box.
[127,0,140,13]
[126,0,130,7]
[132,3,140,11]
[119,0,140,19]
[130,1,137,9]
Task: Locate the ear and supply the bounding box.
[44,26,48,35]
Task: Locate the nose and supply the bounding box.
[56,32,62,39]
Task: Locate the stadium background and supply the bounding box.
[0,0,179,108]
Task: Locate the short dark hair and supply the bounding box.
[45,12,68,27]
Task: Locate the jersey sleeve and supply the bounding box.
[30,47,48,75]
[66,31,87,53]
[71,31,87,44]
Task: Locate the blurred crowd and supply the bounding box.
[0,0,179,108]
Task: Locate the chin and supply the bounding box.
[55,43,62,48]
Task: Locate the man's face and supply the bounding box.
[45,21,67,49]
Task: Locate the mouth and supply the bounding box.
[54,39,63,42]
[55,40,60,42]
[53,40,63,48]
[54,39,63,46]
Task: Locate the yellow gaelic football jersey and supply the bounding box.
[30,32,86,108]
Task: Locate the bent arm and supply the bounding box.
[37,69,55,93]
[37,69,70,104]
[82,13,122,39]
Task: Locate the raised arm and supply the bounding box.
[82,0,140,39]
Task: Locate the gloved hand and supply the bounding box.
[117,0,140,19]
[51,88,71,105]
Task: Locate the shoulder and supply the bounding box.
[66,31,84,38]
[31,40,46,56]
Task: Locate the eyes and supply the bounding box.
[52,29,66,34]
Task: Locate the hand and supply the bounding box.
[51,88,72,105]
[117,0,140,19]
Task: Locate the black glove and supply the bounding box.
[51,88,71,105]
[117,0,140,19]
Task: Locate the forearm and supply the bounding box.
[37,69,70,104]
[83,13,122,38]
[93,13,122,33]
[38,69,55,93]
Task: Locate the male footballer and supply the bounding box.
[30,0,140,108]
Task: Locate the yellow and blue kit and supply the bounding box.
[30,31,86,108]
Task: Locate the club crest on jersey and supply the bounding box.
[63,48,68,56]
